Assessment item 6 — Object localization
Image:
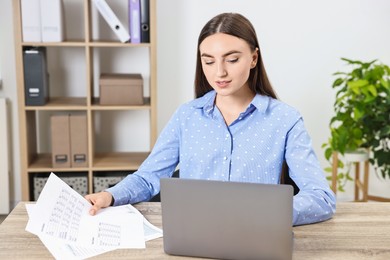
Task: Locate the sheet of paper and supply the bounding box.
[26,201,118,260]
[25,173,149,259]
[143,217,163,241]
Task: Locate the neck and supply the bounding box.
[215,88,255,125]
[215,88,255,111]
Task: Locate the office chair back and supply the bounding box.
[150,162,299,202]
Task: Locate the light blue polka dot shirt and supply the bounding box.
[107,90,336,226]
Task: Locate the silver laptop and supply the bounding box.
[160,178,294,260]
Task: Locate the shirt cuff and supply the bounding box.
[105,186,126,206]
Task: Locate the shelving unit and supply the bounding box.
[13,0,157,200]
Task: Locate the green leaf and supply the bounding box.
[353,107,364,120]
[380,126,390,135]
[332,78,344,88]
[341,57,364,65]
[335,92,349,103]
[346,174,354,181]
[339,160,345,168]
[333,72,348,76]
[352,128,363,139]
[325,147,333,160]
[351,68,363,79]
[348,79,369,89]
[367,84,378,97]
[324,167,332,173]
[380,78,389,89]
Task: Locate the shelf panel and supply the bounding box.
[25,97,88,110]
[93,152,149,170]
[27,153,89,172]
[21,41,151,48]
[27,152,150,172]
[88,42,150,48]
[91,97,151,110]
[21,41,86,47]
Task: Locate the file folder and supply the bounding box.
[21,0,42,42]
[92,0,131,43]
[129,0,141,43]
[51,114,71,168]
[40,0,64,42]
[23,47,49,106]
[70,114,88,168]
[140,0,150,43]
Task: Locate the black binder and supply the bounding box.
[140,0,150,43]
[23,47,49,106]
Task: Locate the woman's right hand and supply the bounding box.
[84,191,113,216]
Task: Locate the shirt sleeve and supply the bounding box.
[285,117,336,226]
[106,107,182,205]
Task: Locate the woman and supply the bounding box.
[86,12,336,226]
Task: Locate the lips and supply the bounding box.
[215,80,231,88]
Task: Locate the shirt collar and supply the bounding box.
[250,93,270,114]
[192,91,217,115]
[192,90,271,115]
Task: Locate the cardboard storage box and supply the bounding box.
[70,114,88,167]
[100,73,144,105]
[33,174,88,201]
[51,114,71,168]
[51,114,88,168]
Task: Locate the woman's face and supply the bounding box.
[199,33,258,98]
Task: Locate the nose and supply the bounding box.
[216,61,227,77]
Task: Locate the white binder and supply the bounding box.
[92,0,131,43]
[21,0,41,42]
[40,0,64,42]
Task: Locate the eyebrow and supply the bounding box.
[201,50,242,58]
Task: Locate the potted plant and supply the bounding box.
[322,58,390,191]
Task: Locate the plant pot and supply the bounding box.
[344,149,369,163]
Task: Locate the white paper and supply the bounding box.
[26,203,124,259]
[143,217,163,241]
[25,173,162,259]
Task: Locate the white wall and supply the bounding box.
[156,0,390,201]
[0,0,19,210]
[1,0,390,207]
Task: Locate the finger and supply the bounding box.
[84,194,93,204]
[89,204,100,216]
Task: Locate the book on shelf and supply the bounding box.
[92,0,131,43]
[129,0,141,43]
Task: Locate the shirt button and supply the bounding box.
[223,156,228,160]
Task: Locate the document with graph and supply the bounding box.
[25,173,161,259]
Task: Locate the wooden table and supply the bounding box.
[1,202,390,259]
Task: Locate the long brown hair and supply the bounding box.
[194,13,277,99]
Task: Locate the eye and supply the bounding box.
[227,58,239,63]
[203,59,214,65]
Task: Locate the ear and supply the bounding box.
[251,48,259,69]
